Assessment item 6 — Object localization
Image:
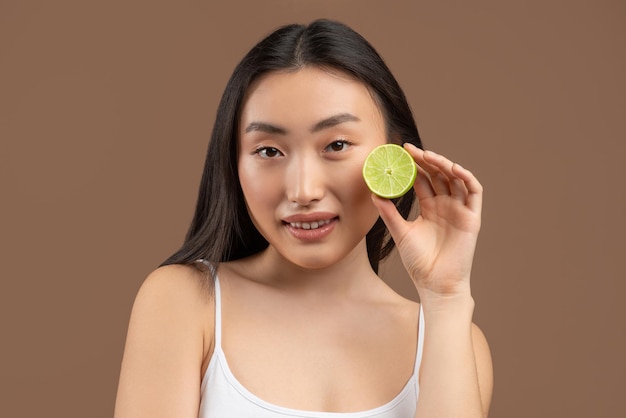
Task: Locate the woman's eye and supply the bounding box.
[256,147,282,158]
[325,140,351,153]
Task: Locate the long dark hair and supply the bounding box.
[161,19,422,273]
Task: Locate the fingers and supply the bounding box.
[451,161,483,213]
[403,143,483,211]
[370,194,408,241]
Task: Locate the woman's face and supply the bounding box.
[238,67,388,270]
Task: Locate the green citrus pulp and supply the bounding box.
[362,144,417,199]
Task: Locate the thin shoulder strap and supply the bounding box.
[195,259,222,349]
[414,304,425,375]
[213,276,223,349]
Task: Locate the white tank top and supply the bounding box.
[198,277,424,417]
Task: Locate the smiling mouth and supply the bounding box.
[287,219,333,230]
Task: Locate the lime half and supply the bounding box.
[362,144,417,199]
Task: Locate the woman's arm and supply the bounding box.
[373,144,493,417]
[416,297,493,417]
[114,265,213,418]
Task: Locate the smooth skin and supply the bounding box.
[115,67,493,417]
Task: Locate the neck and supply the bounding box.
[248,239,380,300]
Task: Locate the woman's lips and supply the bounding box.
[282,214,338,241]
[287,219,332,230]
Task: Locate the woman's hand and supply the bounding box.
[374,143,492,417]
[372,143,483,301]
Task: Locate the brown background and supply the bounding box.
[1,1,624,417]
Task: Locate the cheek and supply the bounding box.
[337,159,377,212]
[239,164,263,214]
[238,164,275,220]
[352,157,381,223]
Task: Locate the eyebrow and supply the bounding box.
[243,113,360,135]
[244,122,287,135]
[311,113,360,133]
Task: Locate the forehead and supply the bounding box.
[240,67,383,127]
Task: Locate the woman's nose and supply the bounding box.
[286,157,325,206]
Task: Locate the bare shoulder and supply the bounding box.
[115,264,215,418]
[127,263,216,368]
[128,264,215,337]
[134,263,214,311]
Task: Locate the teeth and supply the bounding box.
[289,219,331,230]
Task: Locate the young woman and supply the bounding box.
[115,19,493,418]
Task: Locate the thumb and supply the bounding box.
[371,194,408,242]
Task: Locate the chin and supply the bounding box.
[280,243,365,272]
[288,257,340,271]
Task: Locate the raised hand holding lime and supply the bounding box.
[368,143,483,299]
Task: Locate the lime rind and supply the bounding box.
[362,144,417,199]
